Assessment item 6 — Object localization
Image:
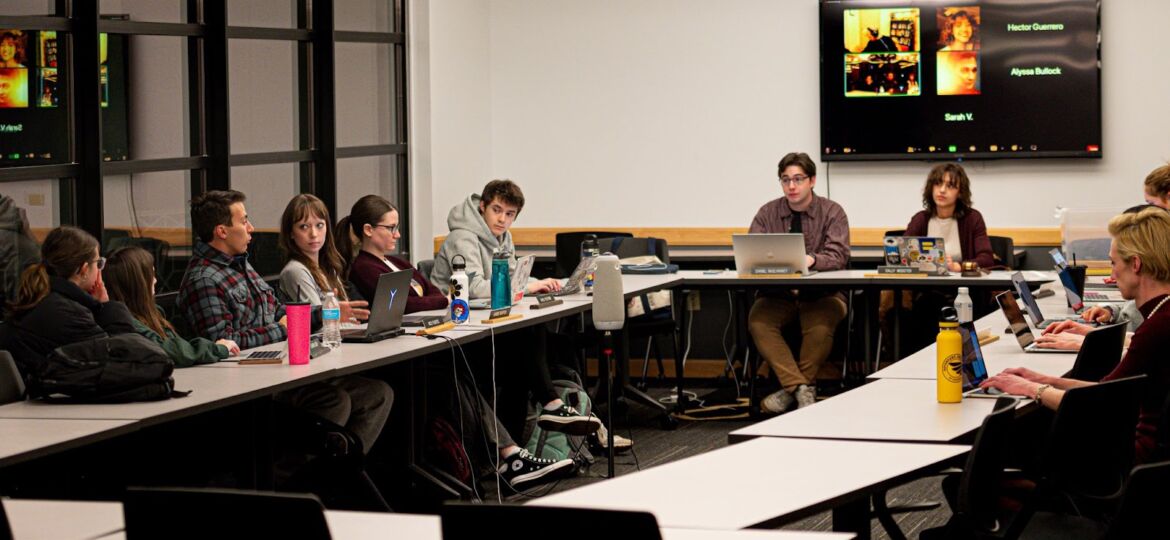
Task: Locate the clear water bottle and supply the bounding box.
[581,234,600,294]
[322,292,342,348]
[954,286,973,324]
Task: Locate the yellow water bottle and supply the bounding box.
[937,306,963,403]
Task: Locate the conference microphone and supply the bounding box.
[591,253,625,331]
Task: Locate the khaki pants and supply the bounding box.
[748,295,847,391]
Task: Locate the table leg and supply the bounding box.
[832,497,871,540]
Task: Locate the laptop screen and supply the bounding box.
[1049,248,1069,269]
[958,322,989,391]
[1011,271,1046,327]
[1057,266,1085,310]
[996,291,1036,349]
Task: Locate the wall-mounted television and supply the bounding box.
[819,0,1101,161]
[0,25,129,167]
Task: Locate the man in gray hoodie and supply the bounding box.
[0,194,41,306]
[431,179,600,439]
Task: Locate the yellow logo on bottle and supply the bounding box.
[941,353,963,384]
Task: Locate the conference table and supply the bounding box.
[1,498,857,540]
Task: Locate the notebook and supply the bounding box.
[995,291,1076,354]
[341,269,411,343]
[732,233,814,276]
[883,236,949,276]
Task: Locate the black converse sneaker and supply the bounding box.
[499,449,574,491]
[538,404,602,435]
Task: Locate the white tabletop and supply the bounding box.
[729,379,1001,443]
[531,437,968,530]
[3,499,123,540]
[0,419,138,467]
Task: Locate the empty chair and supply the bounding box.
[988,235,1016,269]
[441,501,662,540]
[124,487,332,540]
[554,231,631,278]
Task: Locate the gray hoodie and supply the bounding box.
[430,193,521,299]
[0,195,40,303]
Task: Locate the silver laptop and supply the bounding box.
[995,291,1075,354]
[732,233,814,276]
[1011,271,1083,328]
[341,269,411,343]
[468,254,540,309]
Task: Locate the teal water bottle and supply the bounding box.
[491,248,511,310]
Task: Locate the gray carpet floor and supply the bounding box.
[513,384,956,540]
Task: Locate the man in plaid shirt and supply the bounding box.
[178,190,393,458]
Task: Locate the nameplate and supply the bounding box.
[864,272,930,278]
[416,321,456,336]
[751,266,794,275]
[489,307,511,319]
[481,313,524,324]
[422,316,448,329]
[877,265,919,275]
[531,295,564,309]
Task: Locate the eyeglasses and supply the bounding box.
[93,257,106,270]
[373,224,399,235]
[780,174,810,186]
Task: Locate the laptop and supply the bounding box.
[553,255,596,296]
[995,291,1075,354]
[883,236,949,275]
[732,233,814,276]
[958,321,1004,398]
[1010,271,1082,328]
[440,502,662,540]
[468,254,542,309]
[341,269,411,343]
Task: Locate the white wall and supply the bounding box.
[417,0,1170,237]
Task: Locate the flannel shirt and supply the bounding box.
[179,242,287,349]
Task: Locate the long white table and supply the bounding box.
[1,499,855,540]
[0,419,138,468]
[728,378,1001,444]
[532,437,968,534]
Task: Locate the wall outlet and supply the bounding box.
[27,193,45,206]
[686,291,700,311]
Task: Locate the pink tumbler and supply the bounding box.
[285,302,311,365]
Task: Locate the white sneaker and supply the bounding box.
[761,389,794,414]
[794,384,817,409]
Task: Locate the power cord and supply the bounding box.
[489,325,501,503]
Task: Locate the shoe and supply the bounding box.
[761,389,794,414]
[794,384,817,409]
[591,419,633,454]
[499,449,575,491]
[539,404,602,435]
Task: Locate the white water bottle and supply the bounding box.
[322,292,342,348]
[449,255,470,325]
[954,287,973,324]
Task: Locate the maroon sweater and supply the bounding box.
[1102,294,1170,464]
[904,208,996,269]
[348,250,448,314]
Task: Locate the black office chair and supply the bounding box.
[989,235,1016,270]
[248,231,284,277]
[441,501,663,540]
[1020,460,1170,540]
[0,351,25,405]
[554,231,632,278]
[916,396,1021,540]
[416,258,435,283]
[1062,321,1126,382]
[124,487,333,540]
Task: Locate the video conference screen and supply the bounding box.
[819,0,1102,161]
[0,28,129,167]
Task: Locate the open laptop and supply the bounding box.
[958,322,1004,398]
[467,254,545,309]
[1011,271,1083,328]
[883,236,949,275]
[341,269,411,343]
[732,233,814,276]
[995,291,1075,354]
[553,255,596,296]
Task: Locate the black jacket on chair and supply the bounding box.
[1,276,137,381]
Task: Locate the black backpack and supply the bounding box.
[29,333,186,403]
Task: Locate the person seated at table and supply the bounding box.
[1038,200,1170,349]
[103,246,239,367]
[983,206,1170,464]
[327,192,581,489]
[430,179,600,437]
[179,190,391,456]
[2,226,136,379]
[905,163,994,271]
[331,194,447,312]
[748,152,851,413]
